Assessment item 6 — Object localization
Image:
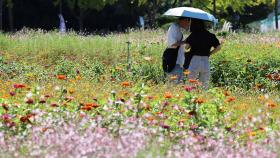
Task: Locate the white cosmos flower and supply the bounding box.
[54,86,60,91]
[26,92,33,98]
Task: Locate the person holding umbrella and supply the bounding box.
[162,17,190,83]
[163,7,221,88]
[185,19,221,89]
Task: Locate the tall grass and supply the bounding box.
[0,29,280,90]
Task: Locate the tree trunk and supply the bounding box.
[189,0,193,6]
[59,0,62,14]
[275,0,279,29]
[172,0,177,7]
[8,5,14,31]
[150,0,159,28]
[79,9,84,32]
[213,0,216,17]
[0,0,3,31]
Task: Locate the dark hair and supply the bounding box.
[178,17,190,21]
[190,19,205,32]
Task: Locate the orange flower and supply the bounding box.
[179,118,187,123]
[226,96,236,103]
[76,75,81,80]
[194,98,205,104]
[188,79,198,84]
[121,81,130,87]
[81,106,92,111]
[41,127,48,133]
[183,70,190,75]
[57,75,67,80]
[266,101,276,108]
[156,111,162,115]
[1,94,9,98]
[255,83,263,89]
[248,115,253,121]
[81,103,99,111]
[223,91,230,96]
[170,75,177,80]
[164,92,172,99]
[84,103,99,108]
[146,116,155,121]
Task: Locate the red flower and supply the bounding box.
[20,116,32,124]
[1,114,11,122]
[13,84,25,89]
[50,102,59,107]
[9,91,16,96]
[184,86,194,92]
[25,98,34,104]
[39,99,46,104]
[190,124,198,130]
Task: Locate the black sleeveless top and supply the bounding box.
[185,30,220,56]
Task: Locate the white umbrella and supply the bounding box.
[163,7,218,23]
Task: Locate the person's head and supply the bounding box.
[190,19,205,32]
[178,17,190,29]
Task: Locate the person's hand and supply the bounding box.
[220,38,225,45]
[210,45,222,56]
[171,41,185,47]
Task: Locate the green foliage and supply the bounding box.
[64,0,117,11]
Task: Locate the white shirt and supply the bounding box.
[167,23,185,66]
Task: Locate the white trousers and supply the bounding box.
[188,55,210,89]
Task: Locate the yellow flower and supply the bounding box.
[258,95,265,101]
[248,131,257,137]
[69,89,75,94]
[183,70,190,75]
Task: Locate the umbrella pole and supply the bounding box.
[188,19,192,32]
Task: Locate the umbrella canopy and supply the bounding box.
[163,7,218,23]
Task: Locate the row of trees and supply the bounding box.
[0,0,278,32]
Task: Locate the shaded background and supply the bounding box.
[0,0,275,33]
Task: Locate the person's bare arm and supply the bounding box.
[185,43,190,49]
[210,45,221,56]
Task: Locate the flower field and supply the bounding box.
[0,30,280,157]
